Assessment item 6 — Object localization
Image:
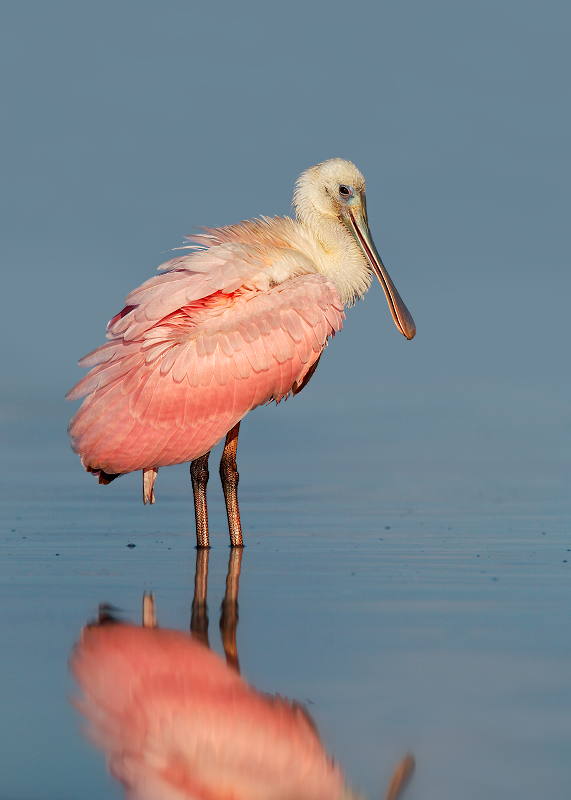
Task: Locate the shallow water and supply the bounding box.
[1,418,570,800]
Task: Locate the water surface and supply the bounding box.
[1,427,569,799]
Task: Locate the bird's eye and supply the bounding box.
[339,185,352,197]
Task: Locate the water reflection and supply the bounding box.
[71,549,414,800]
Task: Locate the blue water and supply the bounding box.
[1,413,569,800]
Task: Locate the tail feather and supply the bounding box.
[85,466,122,485]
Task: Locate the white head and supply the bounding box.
[293,158,367,229]
[293,159,415,340]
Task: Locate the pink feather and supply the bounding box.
[68,226,344,476]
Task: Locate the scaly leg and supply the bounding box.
[220,547,243,673]
[219,423,243,547]
[190,452,210,548]
[190,547,210,646]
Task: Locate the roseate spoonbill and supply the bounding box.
[67,159,415,547]
[70,554,415,800]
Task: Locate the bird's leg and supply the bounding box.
[190,547,210,647]
[190,452,211,548]
[219,423,243,547]
[142,591,157,628]
[143,467,159,505]
[220,547,243,674]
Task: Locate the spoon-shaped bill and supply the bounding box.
[344,206,416,340]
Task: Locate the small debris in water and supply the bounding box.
[127,543,136,549]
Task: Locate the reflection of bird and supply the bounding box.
[72,616,350,800]
[67,159,415,547]
[71,552,415,800]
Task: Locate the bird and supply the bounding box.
[67,159,415,548]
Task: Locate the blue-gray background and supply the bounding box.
[2,0,569,474]
[1,2,570,799]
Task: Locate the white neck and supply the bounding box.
[298,213,373,307]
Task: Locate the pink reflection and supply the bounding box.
[71,550,414,800]
[72,622,347,800]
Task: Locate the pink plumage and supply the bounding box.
[67,220,344,476]
[71,622,346,800]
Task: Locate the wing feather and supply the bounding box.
[264,326,294,365]
[238,321,255,344]
[121,365,145,395]
[213,347,229,386]
[189,350,206,387]
[68,268,344,474]
[281,308,305,344]
[217,332,234,359]
[227,329,244,352]
[159,344,182,377]
[69,382,126,440]
[226,353,244,382]
[232,347,252,381]
[172,343,194,384]
[129,370,160,421]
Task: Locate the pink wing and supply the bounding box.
[71,624,345,800]
[67,246,344,475]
